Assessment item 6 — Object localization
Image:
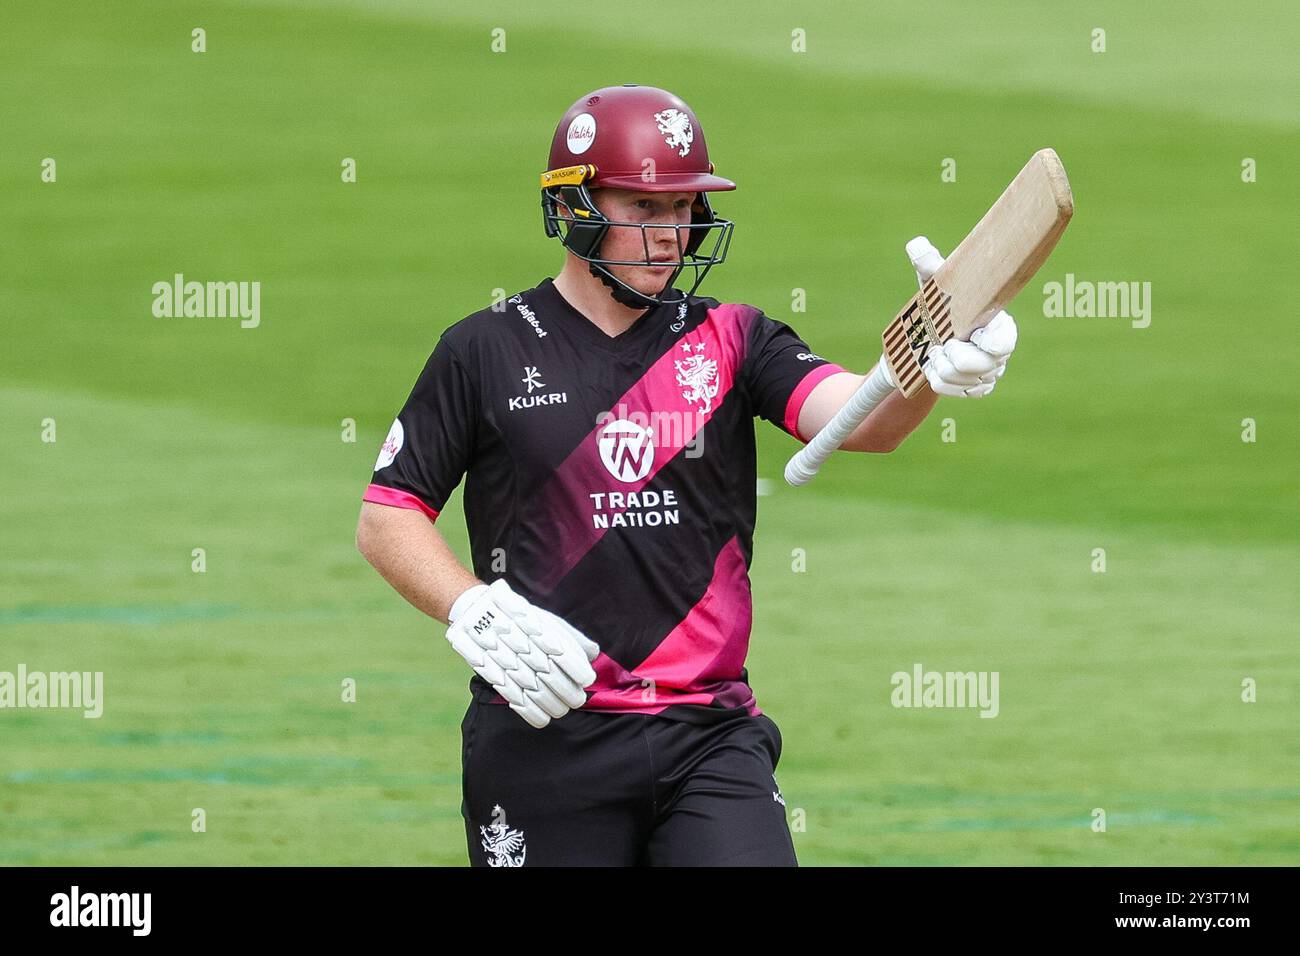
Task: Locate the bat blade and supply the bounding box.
[884,148,1074,396]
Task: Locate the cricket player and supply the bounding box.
[355,84,1017,866]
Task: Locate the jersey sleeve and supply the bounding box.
[741,308,848,443]
[363,335,478,521]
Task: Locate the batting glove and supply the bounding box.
[446,579,600,729]
[906,236,1018,398]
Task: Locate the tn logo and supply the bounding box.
[597,419,655,483]
[905,315,932,365]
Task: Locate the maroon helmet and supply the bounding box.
[541,84,735,307]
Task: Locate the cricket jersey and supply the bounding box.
[364,277,846,723]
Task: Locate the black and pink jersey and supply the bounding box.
[364,277,846,723]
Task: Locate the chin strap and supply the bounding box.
[587,258,663,309]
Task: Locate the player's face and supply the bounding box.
[591,189,695,296]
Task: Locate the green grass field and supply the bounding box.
[2,0,1296,865]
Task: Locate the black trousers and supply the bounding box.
[460,689,797,867]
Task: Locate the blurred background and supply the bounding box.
[1,0,1296,865]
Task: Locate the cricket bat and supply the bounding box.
[784,148,1074,486]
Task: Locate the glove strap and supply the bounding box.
[448,583,489,625]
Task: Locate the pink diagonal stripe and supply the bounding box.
[532,304,757,593]
[581,652,717,712]
[634,534,752,690]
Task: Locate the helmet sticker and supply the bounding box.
[653,108,693,157]
[566,112,596,155]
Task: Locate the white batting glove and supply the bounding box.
[906,236,1018,398]
[446,579,600,729]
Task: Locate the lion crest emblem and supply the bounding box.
[479,804,527,867]
[654,108,694,158]
[675,341,719,414]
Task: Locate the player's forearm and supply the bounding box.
[798,370,939,453]
[355,501,482,625]
[844,381,939,451]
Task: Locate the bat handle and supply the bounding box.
[784,355,898,486]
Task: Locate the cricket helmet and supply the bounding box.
[540,84,736,308]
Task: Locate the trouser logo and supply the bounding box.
[480,803,527,866]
